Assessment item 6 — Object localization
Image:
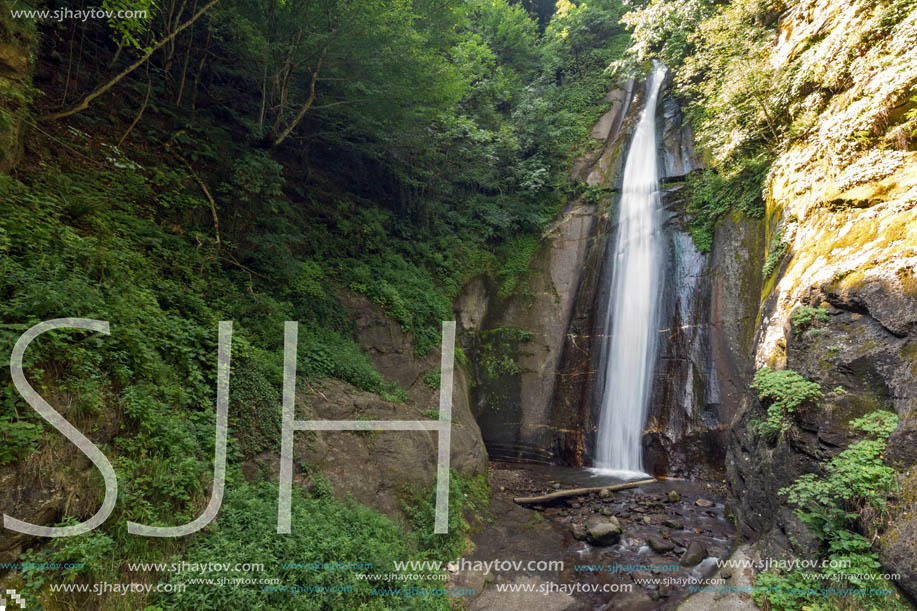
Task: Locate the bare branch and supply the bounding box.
[40,0,221,121]
[271,43,330,147]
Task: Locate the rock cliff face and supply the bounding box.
[724,0,917,598]
[287,292,488,521]
[462,81,641,465]
[460,199,604,463]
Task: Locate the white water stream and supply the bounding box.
[593,62,667,478]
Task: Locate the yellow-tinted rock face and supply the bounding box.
[734,0,917,598]
[757,0,917,368]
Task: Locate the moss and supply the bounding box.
[881,470,917,548]
[902,343,917,377]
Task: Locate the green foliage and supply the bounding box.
[539,0,632,137]
[873,0,917,39]
[495,234,540,297]
[477,327,533,383]
[621,0,790,177]
[454,345,468,369]
[684,155,770,252]
[100,0,156,51]
[849,410,898,437]
[762,229,790,278]
[333,250,452,358]
[402,469,489,561]
[751,367,822,439]
[0,160,415,601]
[218,150,284,211]
[423,370,441,390]
[581,184,613,207]
[754,411,902,610]
[17,523,120,606]
[791,305,829,332]
[162,480,451,610]
[0,413,41,464]
[905,94,917,128]
[620,0,711,68]
[420,409,456,423]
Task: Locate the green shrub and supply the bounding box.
[751,367,822,439]
[762,230,790,278]
[477,327,532,382]
[161,480,452,610]
[423,370,441,389]
[494,234,540,298]
[791,305,829,331]
[754,411,903,610]
[420,409,455,423]
[402,469,489,561]
[683,156,769,252]
[0,414,41,464]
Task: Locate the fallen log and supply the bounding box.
[513,478,657,506]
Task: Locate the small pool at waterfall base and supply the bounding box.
[586,467,653,481]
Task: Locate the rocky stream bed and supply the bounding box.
[453,462,740,610]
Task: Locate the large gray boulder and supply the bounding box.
[585,515,622,546]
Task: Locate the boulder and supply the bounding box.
[585,515,623,546]
[648,536,675,553]
[681,541,708,566]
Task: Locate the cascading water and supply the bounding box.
[593,62,667,478]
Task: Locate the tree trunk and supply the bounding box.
[271,44,329,148]
[118,63,153,146]
[513,479,657,506]
[191,20,212,110]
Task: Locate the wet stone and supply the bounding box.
[648,536,675,553]
[571,523,587,541]
[585,515,623,546]
[663,519,684,529]
[680,541,708,566]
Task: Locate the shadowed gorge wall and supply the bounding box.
[720,0,917,598]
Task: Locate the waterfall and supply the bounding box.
[593,62,667,478]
